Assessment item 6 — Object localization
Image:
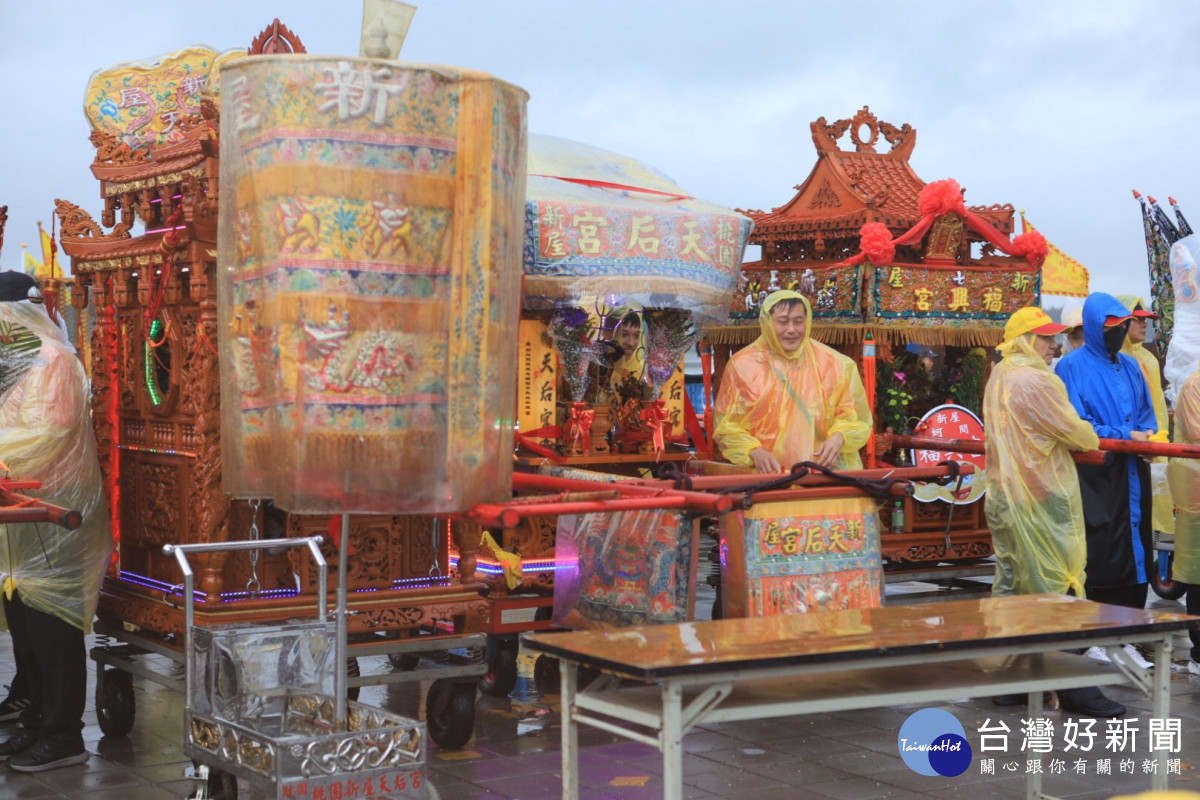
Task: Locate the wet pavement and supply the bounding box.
[0,576,1198,800]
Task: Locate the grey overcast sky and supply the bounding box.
[2,0,1197,302]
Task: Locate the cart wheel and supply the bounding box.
[190,763,238,800]
[478,635,519,697]
[96,667,135,737]
[426,679,475,749]
[388,652,421,671]
[346,656,361,702]
[533,654,560,694]
[1152,551,1187,600]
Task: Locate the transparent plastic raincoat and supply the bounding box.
[1167,367,1200,584]
[984,332,1098,596]
[0,301,111,632]
[714,291,871,470]
[1116,294,1174,536]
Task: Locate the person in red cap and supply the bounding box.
[984,307,1102,708]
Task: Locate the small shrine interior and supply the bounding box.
[706,106,1048,563]
[58,20,489,643]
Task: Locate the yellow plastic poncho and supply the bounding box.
[714,291,871,469]
[0,301,111,632]
[1167,367,1200,584]
[1116,294,1174,535]
[983,332,1099,597]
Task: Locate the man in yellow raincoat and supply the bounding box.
[714,290,871,473]
[0,272,112,770]
[1115,294,1174,541]
[1166,366,1200,675]
[984,307,1124,717]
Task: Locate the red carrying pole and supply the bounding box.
[511,471,734,513]
[1097,438,1200,459]
[628,463,975,491]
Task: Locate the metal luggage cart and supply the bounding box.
[165,533,431,800]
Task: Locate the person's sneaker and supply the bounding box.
[1084,646,1112,664]
[0,688,31,723]
[1119,643,1154,670]
[0,728,36,760]
[1188,659,1200,676]
[7,739,89,773]
[1057,686,1126,718]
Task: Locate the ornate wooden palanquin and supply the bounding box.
[706,106,1046,564]
[59,21,487,641]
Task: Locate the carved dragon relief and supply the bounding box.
[809,106,917,159]
[55,198,133,243]
[89,129,150,167]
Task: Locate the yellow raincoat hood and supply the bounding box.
[714,290,871,469]
[984,330,1098,597]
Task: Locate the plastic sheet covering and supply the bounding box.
[217,56,527,513]
[1164,234,1200,405]
[191,620,335,727]
[553,509,696,630]
[522,134,753,326]
[1168,367,1200,584]
[984,332,1098,596]
[720,494,882,617]
[0,301,111,631]
[714,292,872,469]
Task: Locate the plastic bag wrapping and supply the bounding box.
[0,301,112,632]
[553,509,696,630]
[714,293,871,469]
[1168,367,1200,584]
[1165,234,1200,405]
[720,494,882,618]
[217,56,527,513]
[983,334,1098,596]
[522,134,753,327]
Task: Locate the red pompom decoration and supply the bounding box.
[1010,230,1049,269]
[859,222,895,265]
[917,179,967,218]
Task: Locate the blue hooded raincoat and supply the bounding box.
[1054,293,1157,588]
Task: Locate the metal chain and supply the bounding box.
[246,499,262,595]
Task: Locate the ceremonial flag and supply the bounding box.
[1020,213,1089,298]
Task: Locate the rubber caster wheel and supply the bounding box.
[96,666,135,737]
[1152,552,1187,601]
[426,679,476,749]
[388,652,421,670]
[478,635,519,697]
[189,763,237,800]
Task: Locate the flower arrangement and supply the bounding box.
[642,309,698,399]
[943,347,988,416]
[876,359,916,434]
[548,307,596,402]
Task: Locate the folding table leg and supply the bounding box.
[662,681,684,800]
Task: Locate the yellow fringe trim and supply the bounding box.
[705,323,1003,348]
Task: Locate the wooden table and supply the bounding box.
[523,594,1199,800]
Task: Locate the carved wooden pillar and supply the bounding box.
[452,519,479,584]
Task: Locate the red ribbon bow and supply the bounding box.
[639,399,670,455]
[567,402,595,454]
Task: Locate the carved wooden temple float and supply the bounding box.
[706,106,1050,563]
[58,21,488,646]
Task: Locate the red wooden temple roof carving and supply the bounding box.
[741,106,1014,264]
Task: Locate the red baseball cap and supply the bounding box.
[1130,308,1160,320]
[1104,314,1133,327]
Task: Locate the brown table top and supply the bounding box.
[522,594,1200,680]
